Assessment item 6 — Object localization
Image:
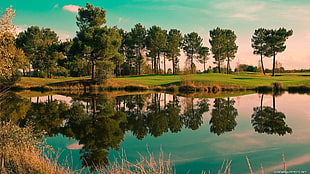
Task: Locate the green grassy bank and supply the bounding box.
[14,72,310,92]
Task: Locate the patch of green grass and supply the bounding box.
[15,76,90,88]
[15,73,310,90]
[119,73,310,88]
[119,74,182,86]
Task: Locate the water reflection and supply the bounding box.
[0,92,31,123]
[60,95,127,172]
[22,99,69,136]
[251,93,292,136]
[0,91,298,172]
[210,97,238,136]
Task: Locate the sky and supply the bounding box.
[1,0,310,70]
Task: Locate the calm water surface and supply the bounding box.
[32,92,310,173]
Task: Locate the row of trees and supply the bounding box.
[251,28,293,76]
[1,4,293,85]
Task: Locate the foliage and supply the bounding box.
[182,32,203,74]
[0,7,25,85]
[0,121,70,174]
[251,28,293,76]
[210,98,238,135]
[16,26,64,78]
[252,28,268,75]
[237,64,259,72]
[209,27,226,73]
[166,29,183,74]
[146,25,167,74]
[76,3,106,30]
[0,92,31,123]
[128,23,147,75]
[209,27,238,74]
[74,3,122,81]
[251,94,292,136]
[264,28,293,76]
[198,46,210,72]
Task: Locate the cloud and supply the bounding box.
[212,0,265,21]
[118,17,123,23]
[62,5,81,13]
[15,25,26,34]
[231,13,256,21]
[66,142,83,150]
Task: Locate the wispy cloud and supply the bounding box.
[212,0,265,21]
[231,13,256,21]
[62,5,81,13]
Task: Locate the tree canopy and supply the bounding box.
[182,32,203,74]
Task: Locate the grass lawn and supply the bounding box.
[119,72,310,88]
[15,72,310,89]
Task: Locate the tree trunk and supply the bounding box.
[272,93,276,117]
[260,53,266,75]
[157,52,161,74]
[203,61,206,72]
[272,52,276,76]
[172,56,175,74]
[92,97,97,118]
[151,57,154,74]
[91,59,95,80]
[227,57,230,74]
[164,53,166,74]
[218,58,221,73]
[138,52,141,75]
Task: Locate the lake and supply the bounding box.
[7,91,310,173]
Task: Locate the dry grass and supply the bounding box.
[0,122,71,174]
[99,149,174,174]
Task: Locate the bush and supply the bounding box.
[0,121,71,174]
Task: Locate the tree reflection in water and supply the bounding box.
[3,92,294,171]
[251,93,292,136]
[209,97,238,136]
[60,95,127,172]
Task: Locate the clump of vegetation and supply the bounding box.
[288,85,310,94]
[99,150,174,174]
[256,82,285,94]
[0,121,71,174]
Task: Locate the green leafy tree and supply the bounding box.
[16,26,63,78]
[0,7,25,85]
[252,28,268,75]
[264,28,293,76]
[146,26,167,74]
[210,28,238,74]
[223,29,238,74]
[76,3,106,31]
[198,46,210,72]
[129,23,146,75]
[166,29,183,74]
[209,27,226,73]
[75,3,122,81]
[182,32,203,74]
